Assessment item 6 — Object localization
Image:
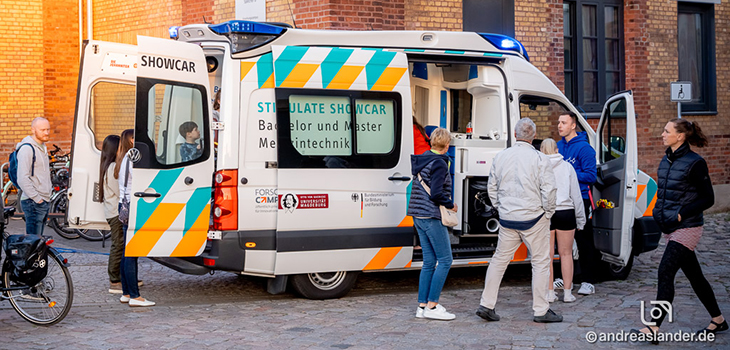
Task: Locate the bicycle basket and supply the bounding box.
[3,234,49,286]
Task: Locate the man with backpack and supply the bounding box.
[15,117,52,236]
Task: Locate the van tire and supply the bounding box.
[601,254,633,280]
[290,271,359,300]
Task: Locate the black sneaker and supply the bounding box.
[476,305,500,321]
[534,309,563,323]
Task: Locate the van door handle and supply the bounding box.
[134,192,161,198]
[388,176,411,181]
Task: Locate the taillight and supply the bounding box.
[211,169,238,231]
[203,258,216,266]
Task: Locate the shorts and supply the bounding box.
[550,209,577,231]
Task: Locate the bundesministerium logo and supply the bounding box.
[640,301,673,326]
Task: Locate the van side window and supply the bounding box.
[598,98,627,162]
[276,89,402,169]
[88,82,136,149]
[134,78,210,169]
[518,95,575,145]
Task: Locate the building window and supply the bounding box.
[678,2,716,114]
[563,0,624,116]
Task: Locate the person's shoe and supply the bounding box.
[119,295,130,303]
[563,292,576,303]
[129,298,155,307]
[547,290,557,303]
[553,278,564,289]
[109,282,122,294]
[577,282,595,295]
[534,309,563,323]
[422,304,455,321]
[416,306,425,319]
[476,305,500,321]
[630,327,660,345]
[137,280,144,287]
[696,320,729,335]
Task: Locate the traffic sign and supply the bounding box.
[670,81,692,102]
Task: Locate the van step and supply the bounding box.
[412,243,496,261]
[151,257,211,275]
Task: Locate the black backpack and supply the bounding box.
[3,234,48,286]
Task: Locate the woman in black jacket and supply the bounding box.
[634,119,726,340]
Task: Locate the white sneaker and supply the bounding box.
[553,278,564,289]
[119,295,130,303]
[129,298,155,307]
[547,290,558,303]
[578,282,595,295]
[563,292,576,303]
[416,307,425,319]
[423,304,455,321]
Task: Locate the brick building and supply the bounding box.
[1,0,728,208]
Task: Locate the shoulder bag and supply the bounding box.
[417,173,459,227]
[118,158,131,225]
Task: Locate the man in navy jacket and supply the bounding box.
[557,112,598,295]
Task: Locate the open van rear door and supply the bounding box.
[68,41,137,230]
[593,91,637,266]
[124,36,214,257]
[272,46,414,274]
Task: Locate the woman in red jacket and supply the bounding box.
[413,117,430,155]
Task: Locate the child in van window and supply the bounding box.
[179,121,202,162]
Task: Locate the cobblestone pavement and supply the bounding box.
[1,214,729,349]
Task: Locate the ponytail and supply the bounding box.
[669,118,708,148]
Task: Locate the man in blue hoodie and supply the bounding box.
[556,111,598,295]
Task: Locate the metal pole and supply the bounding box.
[678,102,682,119]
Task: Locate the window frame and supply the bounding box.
[275,88,403,169]
[134,77,211,170]
[564,0,625,117]
[677,2,717,115]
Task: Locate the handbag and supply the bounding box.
[118,158,131,225]
[417,173,459,227]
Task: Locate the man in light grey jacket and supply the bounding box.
[17,117,53,236]
[476,118,561,323]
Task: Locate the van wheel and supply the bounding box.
[290,271,359,300]
[602,254,634,280]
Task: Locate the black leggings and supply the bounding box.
[574,199,598,283]
[652,240,722,326]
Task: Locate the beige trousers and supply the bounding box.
[479,215,551,317]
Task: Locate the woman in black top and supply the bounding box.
[633,119,726,340]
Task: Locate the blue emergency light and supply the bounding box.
[209,20,286,36]
[478,33,530,62]
[169,26,180,39]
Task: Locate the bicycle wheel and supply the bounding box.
[48,192,80,240]
[3,249,74,325]
[76,228,112,241]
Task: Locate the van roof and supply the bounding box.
[174,20,529,61]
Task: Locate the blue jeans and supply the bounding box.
[414,217,453,304]
[20,198,49,236]
[119,203,140,298]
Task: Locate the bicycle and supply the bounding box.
[1,203,74,325]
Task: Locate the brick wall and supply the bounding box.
[405,0,461,31]
[291,0,405,30]
[44,0,80,155]
[514,0,563,90]
[183,0,216,25]
[215,0,236,23]
[0,0,46,161]
[93,0,183,43]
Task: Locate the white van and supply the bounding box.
[68,21,661,299]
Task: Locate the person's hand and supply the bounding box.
[36,199,44,204]
[450,204,458,212]
[678,213,682,222]
[197,144,201,150]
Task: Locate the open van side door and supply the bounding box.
[68,41,137,230]
[593,91,637,266]
[124,36,214,257]
[272,46,414,274]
